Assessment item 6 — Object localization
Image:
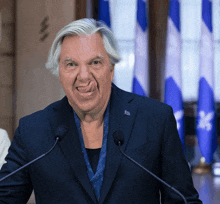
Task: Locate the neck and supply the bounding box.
[80,116,104,149]
[72,98,109,123]
[78,110,105,123]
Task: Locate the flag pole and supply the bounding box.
[193,157,211,174]
[195,0,217,169]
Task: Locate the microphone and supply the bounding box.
[54,125,68,141]
[112,131,187,204]
[0,125,68,182]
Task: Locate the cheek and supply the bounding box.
[59,75,72,92]
[102,68,113,80]
[60,70,76,84]
[99,71,111,82]
[59,73,66,85]
[99,74,113,91]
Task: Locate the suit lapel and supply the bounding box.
[99,84,138,204]
[49,85,138,204]
[49,97,97,203]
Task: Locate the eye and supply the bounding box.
[66,62,77,67]
[91,60,101,65]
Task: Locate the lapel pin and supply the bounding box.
[124,110,130,116]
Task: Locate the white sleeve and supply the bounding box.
[0,129,11,169]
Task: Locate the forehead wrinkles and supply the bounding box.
[60,34,108,62]
[78,34,105,54]
[62,55,105,64]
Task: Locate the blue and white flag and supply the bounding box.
[98,0,111,28]
[196,0,217,164]
[132,0,149,96]
[164,0,184,147]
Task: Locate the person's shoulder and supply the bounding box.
[0,128,10,144]
[0,128,7,135]
[19,97,67,124]
[137,94,171,112]
[0,128,8,137]
[136,96,172,118]
[113,84,172,115]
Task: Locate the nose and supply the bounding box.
[78,65,90,82]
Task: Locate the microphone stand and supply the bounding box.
[118,141,187,204]
[0,137,60,182]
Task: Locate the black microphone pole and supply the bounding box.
[113,131,187,204]
[0,125,68,182]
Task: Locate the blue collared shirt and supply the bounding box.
[73,103,109,200]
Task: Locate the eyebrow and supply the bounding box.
[62,57,75,63]
[62,55,105,64]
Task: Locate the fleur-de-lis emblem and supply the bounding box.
[174,110,184,130]
[197,111,214,131]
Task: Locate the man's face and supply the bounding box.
[59,33,114,116]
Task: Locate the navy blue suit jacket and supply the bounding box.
[0,84,201,203]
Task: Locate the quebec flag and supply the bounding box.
[164,0,184,147]
[98,0,111,28]
[196,0,217,164]
[132,0,149,96]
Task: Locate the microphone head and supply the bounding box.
[113,131,125,146]
[55,125,68,141]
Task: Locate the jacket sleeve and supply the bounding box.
[0,122,33,204]
[160,107,202,204]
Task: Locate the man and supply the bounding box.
[0,18,202,203]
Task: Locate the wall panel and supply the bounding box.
[16,0,75,127]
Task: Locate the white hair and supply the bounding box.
[45,18,121,76]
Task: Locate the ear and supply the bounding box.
[110,64,115,82]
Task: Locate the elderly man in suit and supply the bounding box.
[0,128,10,169]
[0,18,202,203]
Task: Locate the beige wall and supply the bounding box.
[0,1,15,140]
[0,0,76,140]
[16,0,76,127]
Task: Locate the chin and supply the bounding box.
[76,103,97,113]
